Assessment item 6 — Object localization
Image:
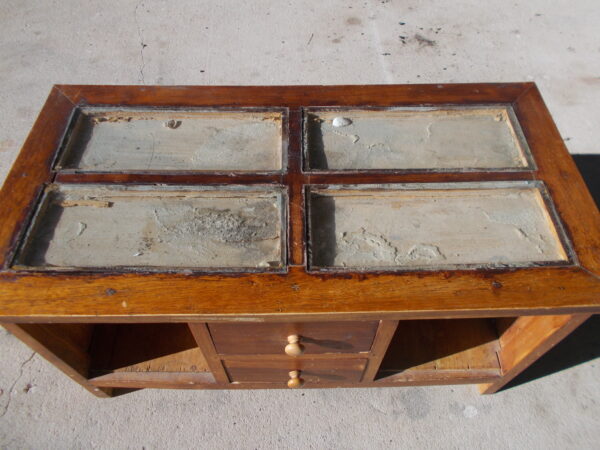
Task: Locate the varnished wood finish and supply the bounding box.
[0,87,74,268]
[90,374,499,390]
[54,84,532,107]
[479,314,590,394]
[362,320,399,382]
[0,84,598,396]
[188,323,230,383]
[223,358,367,384]
[217,353,367,361]
[1,84,599,321]
[513,86,600,274]
[0,266,598,321]
[2,323,110,398]
[287,109,305,265]
[89,372,215,389]
[54,171,533,186]
[208,321,378,355]
[88,323,210,375]
[378,319,502,382]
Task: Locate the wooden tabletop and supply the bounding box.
[0,83,599,322]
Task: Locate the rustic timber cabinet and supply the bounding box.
[0,84,599,397]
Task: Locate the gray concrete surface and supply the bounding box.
[0,0,599,448]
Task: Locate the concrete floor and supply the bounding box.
[0,0,599,448]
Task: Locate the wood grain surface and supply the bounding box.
[223,358,367,384]
[0,83,598,321]
[208,321,378,355]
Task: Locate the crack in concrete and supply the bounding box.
[366,0,393,83]
[134,1,146,84]
[1,352,36,418]
[146,132,156,170]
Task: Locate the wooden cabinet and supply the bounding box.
[0,84,599,397]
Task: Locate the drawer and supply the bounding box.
[208,321,378,355]
[223,358,367,384]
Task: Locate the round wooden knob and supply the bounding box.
[287,370,304,388]
[284,335,304,356]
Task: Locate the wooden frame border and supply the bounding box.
[0,83,598,322]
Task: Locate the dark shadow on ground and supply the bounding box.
[573,154,600,209]
[501,154,600,391]
[502,315,600,390]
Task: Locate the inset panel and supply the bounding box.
[304,106,533,171]
[308,182,569,271]
[15,184,286,271]
[56,108,285,172]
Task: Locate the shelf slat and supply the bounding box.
[89,371,215,389]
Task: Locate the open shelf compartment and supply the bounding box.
[87,323,215,388]
[376,318,504,384]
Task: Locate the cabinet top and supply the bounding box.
[0,83,598,321]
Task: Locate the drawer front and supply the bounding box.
[208,321,378,355]
[224,358,367,384]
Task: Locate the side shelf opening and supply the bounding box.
[86,323,216,388]
[375,318,507,383]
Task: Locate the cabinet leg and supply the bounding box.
[479,314,590,394]
[3,323,112,398]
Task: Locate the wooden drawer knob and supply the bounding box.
[284,334,304,356]
[287,370,304,388]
